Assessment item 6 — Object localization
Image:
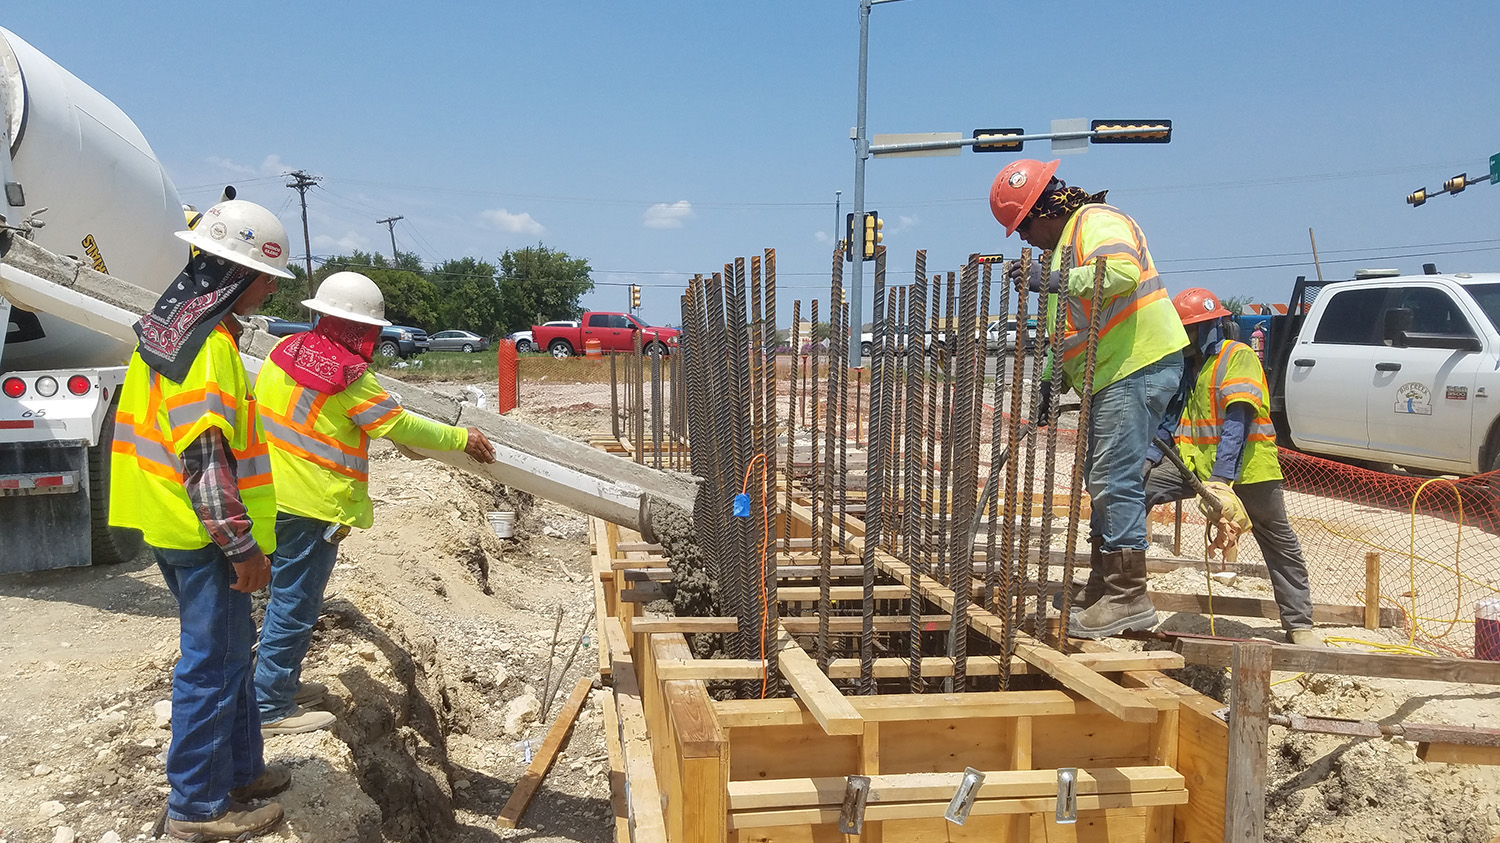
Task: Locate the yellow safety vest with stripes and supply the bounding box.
[109,324,277,552]
[1176,339,1282,484]
[255,343,467,529]
[1044,204,1188,392]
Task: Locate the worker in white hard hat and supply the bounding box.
[252,271,495,736]
[110,199,292,840]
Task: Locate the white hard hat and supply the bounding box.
[175,199,295,278]
[303,271,391,326]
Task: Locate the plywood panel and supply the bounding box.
[1031,715,1153,770]
[878,717,1014,774]
[729,723,859,782]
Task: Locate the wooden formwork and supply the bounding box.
[591,474,1232,843]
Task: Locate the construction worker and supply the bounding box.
[1145,289,1319,645]
[109,199,292,840]
[253,271,496,733]
[989,159,1189,639]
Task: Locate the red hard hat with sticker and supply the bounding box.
[1173,288,1233,326]
[989,159,1060,236]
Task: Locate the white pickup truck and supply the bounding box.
[1269,270,1500,476]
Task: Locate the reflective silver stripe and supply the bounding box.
[1221,384,1266,404]
[238,452,274,479]
[349,395,402,429]
[1081,239,1146,268]
[166,392,236,431]
[1180,423,1220,440]
[1059,274,1167,356]
[288,388,322,426]
[262,416,369,477]
[1248,422,1278,438]
[114,425,181,471]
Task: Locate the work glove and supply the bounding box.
[1199,480,1252,557]
[1006,259,1062,294]
[1031,379,1054,428]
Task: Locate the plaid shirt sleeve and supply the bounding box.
[180,429,261,565]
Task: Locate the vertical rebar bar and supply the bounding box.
[946,260,979,692]
[858,246,888,694]
[1058,253,1107,644]
[1002,253,1030,633]
[817,251,841,671]
[1035,248,1069,642]
[904,257,928,693]
[783,300,802,555]
[921,277,942,581]
[651,349,663,471]
[836,301,850,553]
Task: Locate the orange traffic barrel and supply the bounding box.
[584,338,602,357]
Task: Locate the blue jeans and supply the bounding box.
[1086,352,1184,552]
[155,545,265,822]
[254,513,340,722]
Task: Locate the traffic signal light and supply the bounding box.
[630,284,641,310]
[862,211,882,261]
[972,128,1026,153]
[1445,173,1468,194]
[1406,188,1428,207]
[975,254,1005,265]
[845,212,857,262]
[1089,120,1172,144]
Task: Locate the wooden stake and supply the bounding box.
[1226,641,1271,843]
[496,676,595,829]
[1365,551,1381,631]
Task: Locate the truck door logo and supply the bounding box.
[1446,386,1469,400]
[1395,382,1432,415]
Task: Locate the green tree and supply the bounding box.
[1221,295,1250,316]
[431,257,504,337]
[496,243,594,332]
[260,263,310,321]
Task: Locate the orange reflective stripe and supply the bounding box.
[1061,287,1170,362]
[348,393,402,430]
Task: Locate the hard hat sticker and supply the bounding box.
[209,222,227,240]
[237,227,256,243]
[1008,172,1028,189]
[1203,299,1216,312]
[262,242,282,259]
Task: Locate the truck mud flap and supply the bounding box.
[0,440,90,573]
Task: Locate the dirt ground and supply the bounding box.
[5,366,1500,842]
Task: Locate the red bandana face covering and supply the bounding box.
[269,316,381,394]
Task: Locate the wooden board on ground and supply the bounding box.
[496,675,595,829]
[1178,638,1500,685]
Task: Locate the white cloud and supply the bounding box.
[643,200,693,230]
[889,214,919,235]
[312,231,368,252]
[204,154,288,178]
[481,208,546,236]
[813,230,832,244]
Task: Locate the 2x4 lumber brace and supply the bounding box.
[655,651,1186,681]
[728,789,1190,830]
[1177,638,1500,685]
[1418,742,1500,766]
[630,614,954,635]
[727,765,1185,810]
[598,684,631,843]
[495,676,594,828]
[1226,641,1272,843]
[650,634,728,842]
[716,690,1096,728]
[773,623,863,735]
[603,617,668,842]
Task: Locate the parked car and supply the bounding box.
[533,313,678,358]
[429,330,489,353]
[253,316,429,359]
[509,320,578,353]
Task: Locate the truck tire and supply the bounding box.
[549,340,574,359]
[378,340,400,358]
[861,341,872,358]
[89,395,143,565]
[515,339,533,353]
[645,341,667,357]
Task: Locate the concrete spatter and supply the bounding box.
[647,500,722,659]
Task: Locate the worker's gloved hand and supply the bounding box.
[1200,480,1252,555]
[1005,259,1061,294]
[1031,380,1054,427]
[465,427,497,464]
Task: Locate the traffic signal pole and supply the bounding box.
[847,0,878,367]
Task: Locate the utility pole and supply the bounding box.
[286,170,320,290]
[376,215,403,264]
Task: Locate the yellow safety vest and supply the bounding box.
[1044,204,1188,392]
[109,324,277,552]
[1176,339,1282,484]
[256,345,467,529]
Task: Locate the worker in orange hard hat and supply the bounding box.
[1142,288,1319,645]
[989,159,1189,640]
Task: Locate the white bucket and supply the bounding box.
[487,510,516,539]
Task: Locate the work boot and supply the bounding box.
[228,764,291,801]
[166,801,283,841]
[1287,628,1324,647]
[261,705,336,737]
[1053,536,1106,611]
[293,680,328,707]
[1065,548,1158,640]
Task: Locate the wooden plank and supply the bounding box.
[604,617,667,842]
[727,788,1189,829]
[716,690,1088,728]
[658,659,769,681]
[654,634,728,843]
[617,540,663,553]
[774,623,863,736]
[1417,742,1500,766]
[1140,590,1404,628]
[1116,666,1228,843]
[612,554,671,569]
[630,614,956,635]
[727,766,1185,810]
[1226,641,1271,843]
[1177,637,1500,685]
[598,681,631,843]
[1365,551,1382,631]
[496,676,594,828]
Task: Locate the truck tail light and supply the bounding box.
[2,378,24,398]
[33,376,58,398]
[67,376,92,396]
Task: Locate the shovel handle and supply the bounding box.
[1152,436,1222,520]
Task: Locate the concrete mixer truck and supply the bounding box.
[0,26,195,572]
[0,27,699,575]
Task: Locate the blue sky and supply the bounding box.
[6,2,1498,330]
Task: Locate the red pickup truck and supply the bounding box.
[532,312,680,358]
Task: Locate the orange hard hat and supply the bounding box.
[989,159,1060,235]
[1173,288,1233,326]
